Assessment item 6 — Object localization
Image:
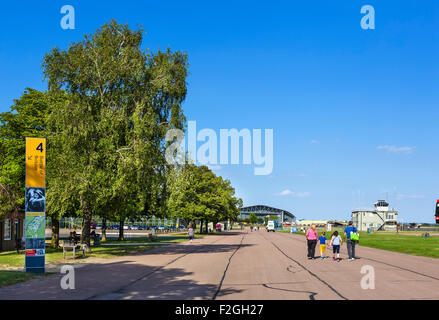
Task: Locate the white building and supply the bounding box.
[298,220,329,227]
[352,200,398,231]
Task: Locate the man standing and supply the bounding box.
[306,224,318,259]
[344,221,358,261]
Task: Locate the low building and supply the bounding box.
[298,220,329,227]
[0,210,25,251]
[352,200,398,231]
[298,220,347,229]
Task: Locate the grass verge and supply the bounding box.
[281,229,439,258]
[0,270,52,288]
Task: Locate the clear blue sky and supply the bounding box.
[1,1,438,222]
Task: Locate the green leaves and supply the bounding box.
[0,89,52,217]
[0,20,241,239]
[167,165,242,224]
[42,20,188,226]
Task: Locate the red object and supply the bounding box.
[25,250,36,256]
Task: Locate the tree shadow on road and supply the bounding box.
[0,259,243,300]
[144,243,253,256]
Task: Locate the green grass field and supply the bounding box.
[0,271,52,288]
[280,229,439,259]
[355,232,439,258]
[0,245,161,269]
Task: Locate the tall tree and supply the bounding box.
[167,164,242,232]
[43,20,187,250]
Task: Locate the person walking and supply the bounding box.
[188,226,194,243]
[330,231,342,261]
[318,232,328,259]
[306,224,318,259]
[344,221,358,261]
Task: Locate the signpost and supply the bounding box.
[25,138,46,273]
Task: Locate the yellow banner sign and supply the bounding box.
[26,138,46,188]
[25,212,46,216]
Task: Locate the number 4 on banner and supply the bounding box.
[36,143,44,153]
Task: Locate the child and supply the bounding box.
[188,226,194,243]
[318,232,327,259]
[330,231,342,261]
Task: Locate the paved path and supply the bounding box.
[1,230,438,300]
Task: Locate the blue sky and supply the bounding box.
[1,1,438,222]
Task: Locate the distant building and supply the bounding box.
[239,205,296,223]
[352,200,398,231]
[298,220,329,227]
[298,219,347,229]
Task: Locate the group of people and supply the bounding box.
[305,221,359,261]
[250,226,260,232]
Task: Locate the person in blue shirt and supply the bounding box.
[318,232,328,259]
[344,221,358,260]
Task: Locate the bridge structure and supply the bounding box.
[239,205,296,223]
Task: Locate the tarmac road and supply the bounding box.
[1,230,438,300]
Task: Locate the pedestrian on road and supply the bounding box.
[318,232,327,259]
[250,226,253,232]
[344,221,358,261]
[330,231,342,261]
[188,226,194,243]
[306,224,318,259]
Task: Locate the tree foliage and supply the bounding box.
[0,20,243,252]
[249,212,258,224]
[42,20,188,249]
[0,89,51,217]
[167,164,242,227]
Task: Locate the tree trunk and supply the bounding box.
[50,216,60,249]
[101,218,107,242]
[205,220,209,234]
[80,202,92,252]
[118,218,124,241]
[199,220,203,233]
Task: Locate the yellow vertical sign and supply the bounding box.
[26,138,46,188]
[25,137,46,273]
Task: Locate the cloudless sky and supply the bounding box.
[1,1,438,222]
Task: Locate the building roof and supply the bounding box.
[375,200,389,207]
[240,205,295,219]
